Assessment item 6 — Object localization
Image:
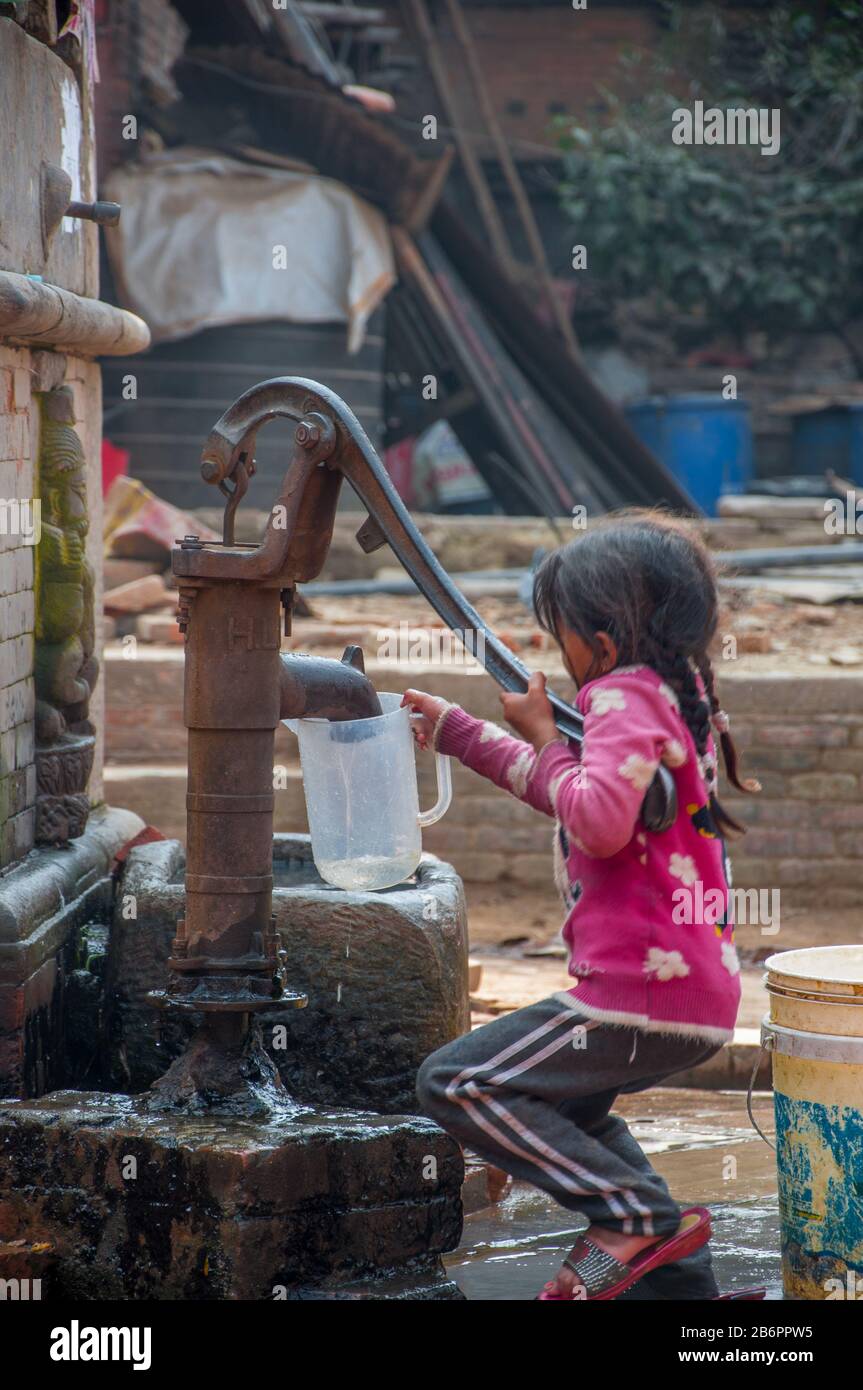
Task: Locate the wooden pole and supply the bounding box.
[402,0,514,272]
[0,271,150,356]
[441,0,581,361]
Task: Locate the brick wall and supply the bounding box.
[719,672,863,908]
[104,653,863,908]
[0,346,36,868]
[0,347,104,870]
[386,3,658,156]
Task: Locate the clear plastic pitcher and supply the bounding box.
[285,693,452,891]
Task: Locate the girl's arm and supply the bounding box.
[432,702,565,818]
[403,683,570,819]
[531,678,678,857]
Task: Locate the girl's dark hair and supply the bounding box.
[533,510,759,837]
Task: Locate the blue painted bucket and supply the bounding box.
[625,394,753,515]
[762,946,863,1300]
[790,405,863,484]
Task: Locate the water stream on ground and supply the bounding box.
[447,1183,783,1300]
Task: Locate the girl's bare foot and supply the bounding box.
[542,1225,662,1300]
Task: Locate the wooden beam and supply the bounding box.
[393,228,581,515]
[0,271,150,356]
[441,0,582,362]
[401,0,514,272]
[402,145,455,234]
[298,4,387,25]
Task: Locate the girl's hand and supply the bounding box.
[500,672,559,753]
[402,689,448,750]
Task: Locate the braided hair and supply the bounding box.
[533,510,759,837]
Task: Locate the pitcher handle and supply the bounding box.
[418,750,453,828]
[409,713,453,827]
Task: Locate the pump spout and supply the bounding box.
[280,648,382,722]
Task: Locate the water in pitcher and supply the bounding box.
[314,852,420,893]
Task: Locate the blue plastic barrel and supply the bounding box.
[624,394,753,515]
[790,404,863,484]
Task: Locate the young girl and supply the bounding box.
[404,512,758,1302]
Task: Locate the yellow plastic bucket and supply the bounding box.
[762,945,863,1300]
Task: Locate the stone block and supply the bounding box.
[0,552,15,598]
[135,613,183,643]
[0,413,27,462]
[13,547,32,591]
[0,635,33,687]
[0,806,145,1097]
[103,574,173,615]
[0,589,34,640]
[104,835,470,1116]
[0,730,14,776]
[14,721,33,770]
[752,721,850,749]
[0,1092,464,1300]
[12,370,31,412]
[103,558,164,591]
[788,772,858,801]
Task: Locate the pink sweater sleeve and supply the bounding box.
[537,678,679,857]
[435,676,681,857]
[434,705,563,818]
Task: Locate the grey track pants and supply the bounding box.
[417,994,723,1300]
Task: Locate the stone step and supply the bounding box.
[103,744,863,897]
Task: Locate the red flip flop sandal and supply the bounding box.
[537,1206,712,1301]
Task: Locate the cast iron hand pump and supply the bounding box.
[148,379,675,1117]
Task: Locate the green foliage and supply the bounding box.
[558,2,863,349]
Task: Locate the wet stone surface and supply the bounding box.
[105,835,470,1113]
[0,1090,465,1300]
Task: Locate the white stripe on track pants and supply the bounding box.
[416,994,723,1299]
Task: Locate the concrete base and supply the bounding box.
[0,1090,464,1300]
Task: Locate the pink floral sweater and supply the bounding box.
[434,665,741,1043]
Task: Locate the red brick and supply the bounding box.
[752,722,850,749]
[749,749,820,773]
[788,772,858,801]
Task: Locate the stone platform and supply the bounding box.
[0,1090,464,1300]
[106,834,470,1113]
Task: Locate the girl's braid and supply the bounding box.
[646,616,714,782]
[696,650,760,795]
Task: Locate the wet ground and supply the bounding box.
[446,1087,784,1301]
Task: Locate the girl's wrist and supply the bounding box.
[530,722,560,754]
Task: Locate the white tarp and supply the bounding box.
[104,148,395,352]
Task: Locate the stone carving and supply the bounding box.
[33,387,98,845]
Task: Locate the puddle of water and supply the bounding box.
[446,1183,783,1301]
